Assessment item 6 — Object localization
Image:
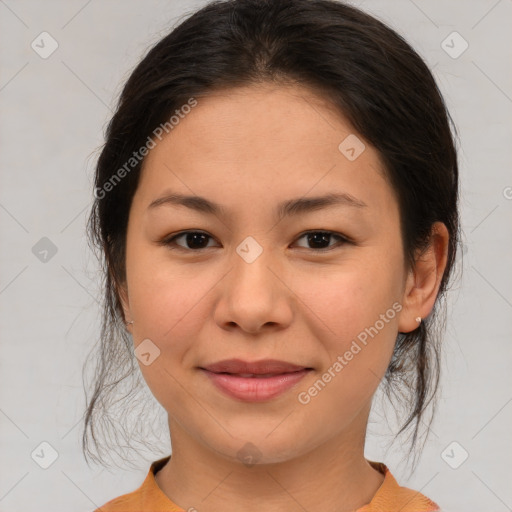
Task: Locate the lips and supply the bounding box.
[199,359,313,402]
[201,358,309,375]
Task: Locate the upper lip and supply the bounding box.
[201,359,310,375]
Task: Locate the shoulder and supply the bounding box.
[93,456,181,512]
[359,461,440,512]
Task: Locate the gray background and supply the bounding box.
[0,0,511,511]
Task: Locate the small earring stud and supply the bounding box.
[415,316,422,324]
[126,320,134,326]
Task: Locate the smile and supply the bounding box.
[200,368,312,402]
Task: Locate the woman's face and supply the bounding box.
[121,83,416,464]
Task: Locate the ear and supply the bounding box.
[398,221,450,333]
[117,280,132,326]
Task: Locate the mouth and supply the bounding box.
[199,359,313,402]
[201,358,311,375]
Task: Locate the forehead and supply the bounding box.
[135,83,397,221]
[161,83,363,157]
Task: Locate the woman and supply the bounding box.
[84,0,460,510]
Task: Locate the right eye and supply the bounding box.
[159,230,219,251]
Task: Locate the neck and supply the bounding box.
[155,415,384,512]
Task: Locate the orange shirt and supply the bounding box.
[94,456,440,512]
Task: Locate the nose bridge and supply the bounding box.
[217,235,292,332]
[232,234,276,300]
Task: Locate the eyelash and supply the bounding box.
[158,230,352,253]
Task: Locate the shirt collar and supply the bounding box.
[137,455,440,512]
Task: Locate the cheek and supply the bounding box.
[295,263,400,341]
[291,261,401,402]
[126,242,204,335]
[295,273,399,417]
[125,256,206,410]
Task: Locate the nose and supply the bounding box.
[214,246,293,335]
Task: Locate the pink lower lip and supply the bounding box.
[201,369,311,402]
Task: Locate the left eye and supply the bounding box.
[160,230,349,252]
[294,231,349,251]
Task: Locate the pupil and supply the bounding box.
[308,232,329,249]
[188,233,208,248]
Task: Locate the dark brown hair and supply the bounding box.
[83,0,461,470]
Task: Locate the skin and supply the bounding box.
[119,82,449,512]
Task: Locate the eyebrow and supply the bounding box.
[147,191,367,219]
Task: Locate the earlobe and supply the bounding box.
[397,222,449,333]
